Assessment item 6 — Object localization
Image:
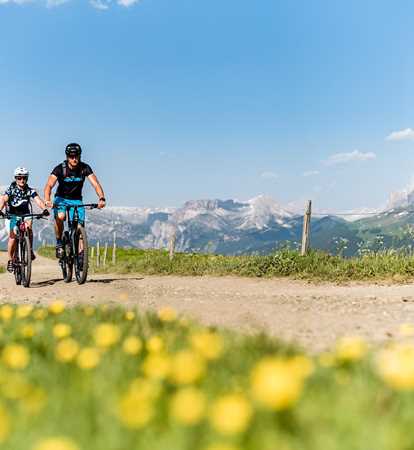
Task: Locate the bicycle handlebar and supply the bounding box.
[52,203,99,210]
[0,212,47,220]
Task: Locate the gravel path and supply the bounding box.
[1,253,414,351]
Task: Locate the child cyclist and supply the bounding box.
[0,167,49,272]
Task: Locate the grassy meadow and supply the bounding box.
[39,246,414,281]
[0,303,412,450]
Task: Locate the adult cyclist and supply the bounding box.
[44,143,106,259]
[0,167,49,272]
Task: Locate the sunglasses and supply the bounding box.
[68,154,80,159]
[15,176,28,181]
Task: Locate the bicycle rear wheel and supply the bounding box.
[21,234,32,288]
[74,225,89,285]
[61,232,73,283]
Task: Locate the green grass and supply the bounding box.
[38,246,414,281]
[0,303,412,450]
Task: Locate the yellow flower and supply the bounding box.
[170,387,206,425]
[129,377,162,400]
[16,305,33,319]
[77,347,101,370]
[55,338,79,363]
[48,301,65,315]
[2,344,30,370]
[335,336,368,362]
[125,311,135,321]
[209,394,252,435]
[158,307,177,323]
[190,330,224,360]
[146,336,164,353]
[0,404,10,443]
[117,389,154,429]
[33,309,48,320]
[205,445,241,450]
[122,336,142,355]
[93,323,121,348]
[0,305,13,322]
[287,355,314,378]
[399,323,414,337]
[20,324,36,339]
[53,324,72,339]
[376,343,414,390]
[169,350,206,385]
[142,354,171,380]
[83,306,95,317]
[32,437,79,450]
[250,357,304,410]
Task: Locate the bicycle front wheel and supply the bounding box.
[74,225,89,285]
[21,234,32,288]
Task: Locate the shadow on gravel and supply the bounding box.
[30,279,62,288]
[87,278,144,284]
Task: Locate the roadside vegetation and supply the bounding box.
[38,246,414,281]
[0,302,413,450]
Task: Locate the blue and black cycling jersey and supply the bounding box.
[51,162,93,200]
[4,182,38,215]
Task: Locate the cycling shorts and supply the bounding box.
[6,217,32,236]
[54,197,85,224]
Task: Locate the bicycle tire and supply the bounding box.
[74,225,89,285]
[21,234,32,288]
[62,232,73,283]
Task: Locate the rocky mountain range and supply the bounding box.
[1,190,414,257]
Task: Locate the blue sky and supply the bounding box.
[1,0,414,211]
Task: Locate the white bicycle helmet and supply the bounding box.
[14,167,29,178]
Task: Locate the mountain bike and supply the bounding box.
[56,203,98,285]
[0,212,48,288]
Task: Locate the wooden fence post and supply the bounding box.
[301,200,312,256]
[103,243,108,267]
[168,229,177,261]
[96,241,100,268]
[112,232,117,265]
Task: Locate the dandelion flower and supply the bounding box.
[376,343,414,390]
[0,305,13,322]
[170,387,206,425]
[20,324,36,339]
[190,330,224,360]
[117,392,154,429]
[48,301,65,315]
[77,347,101,370]
[335,336,367,362]
[93,323,121,348]
[169,350,205,385]
[2,344,30,370]
[32,437,79,450]
[209,394,252,435]
[142,354,171,380]
[125,311,135,321]
[123,336,142,355]
[53,324,72,339]
[250,357,304,410]
[16,305,33,319]
[55,339,79,363]
[146,336,164,353]
[33,309,48,321]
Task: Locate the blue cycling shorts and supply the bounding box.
[54,197,85,224]
[5,217,32,236]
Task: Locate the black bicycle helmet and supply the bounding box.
[65,143,82,156]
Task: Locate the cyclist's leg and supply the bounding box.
[53,197,67,257]
[6,219,17,272]
[67,200,85,252]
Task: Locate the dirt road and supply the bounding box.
[1,253,414,351]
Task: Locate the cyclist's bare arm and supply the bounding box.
[87,174,106,209]
[34,195,47,211]
[0,195,9,212]
[44,175,58,208]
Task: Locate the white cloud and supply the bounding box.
[323,150,376,166]
[0,0,33,4]
[117,0,139,6]
[260,171,278,181]
[386,128,414,141]
[90,0,110,9]
[303,170,319,177]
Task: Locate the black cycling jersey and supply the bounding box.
[51,161,93,200]
[4,182,38,215]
